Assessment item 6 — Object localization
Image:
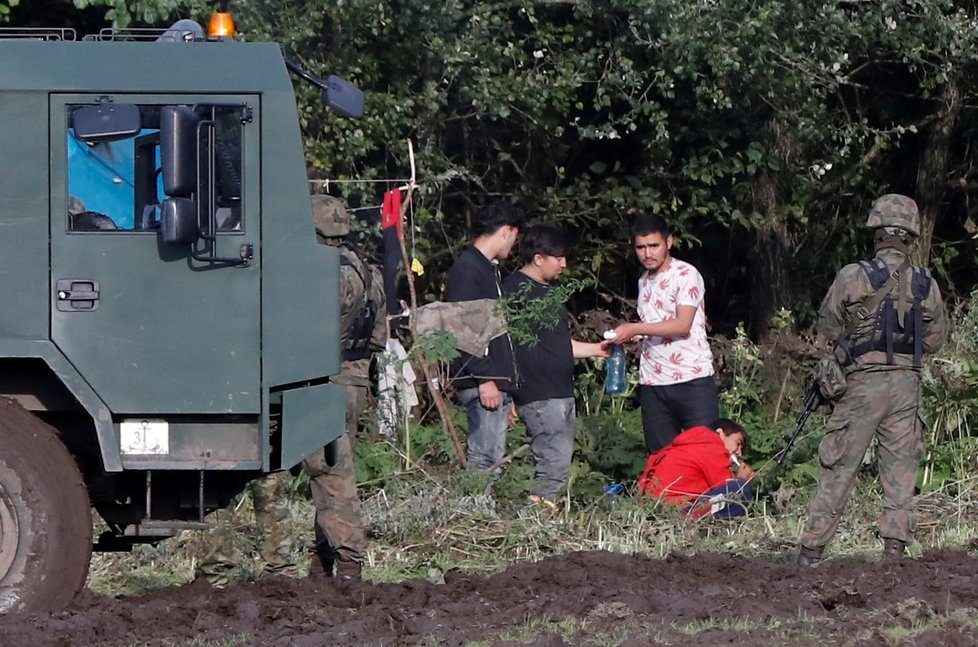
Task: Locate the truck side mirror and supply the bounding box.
[71,103,141,142]
[159,197,199,244]
[322,75,364,119]
[160,106,199,198]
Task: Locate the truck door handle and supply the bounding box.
[56,279,100,311]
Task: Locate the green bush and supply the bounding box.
[575,408,647,485]
[920,290,978,491]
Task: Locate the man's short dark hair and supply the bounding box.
[712,418,748,448]
[630,212,671,239]
[518,224,568,264]
[472,200,527,238]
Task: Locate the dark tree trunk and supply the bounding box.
[914,83,960,265]
[750,175,792,340]
[749,119,795,341]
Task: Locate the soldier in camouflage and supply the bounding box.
[797,194,949,567]
[197,197,385,584]
[304,194,387,582]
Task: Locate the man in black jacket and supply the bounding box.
[446,201,526,471]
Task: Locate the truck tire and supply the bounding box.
[0,397,92,613]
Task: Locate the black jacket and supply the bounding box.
[445,245,518,391]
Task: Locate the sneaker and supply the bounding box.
[796,545,824,568]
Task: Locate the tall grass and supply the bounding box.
[89,302,978,595]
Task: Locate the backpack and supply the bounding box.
[339,246,385,361]
[847,258,931,369]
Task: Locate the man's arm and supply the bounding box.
[817,265,861,342]
[367,264,388,351]
[571,340,610,359]
[478,380,502,409]
[606,305,697,345]
[922,278,949,355]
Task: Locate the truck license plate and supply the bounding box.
[120,419,170,455]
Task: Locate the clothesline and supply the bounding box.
[310,139,418,194]
[309,177,414,191]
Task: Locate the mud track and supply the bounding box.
[2,549,977,646]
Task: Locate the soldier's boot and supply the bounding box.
[307,553,334,583]
[335,559,362,583]
[796,545,824,568]
[882,538,907,561]
[259,543,297,577]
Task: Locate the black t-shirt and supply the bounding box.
[502,270,575,406]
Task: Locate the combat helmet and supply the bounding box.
[312,194,350,238]
[865,194,920,236]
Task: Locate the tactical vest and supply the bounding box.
[339,248,380,361]
[848,258,931,368]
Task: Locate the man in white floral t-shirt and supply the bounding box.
[606,213,719,453]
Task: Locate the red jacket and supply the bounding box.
[638,426,735,503]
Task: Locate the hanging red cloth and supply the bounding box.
[381,189,403,315]
[381,189,402,236]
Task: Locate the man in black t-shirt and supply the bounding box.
[502,225,608,503]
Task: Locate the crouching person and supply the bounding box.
[637,418,754,519]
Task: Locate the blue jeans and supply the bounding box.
[457,386,513,471]
[685,479,752,519]
[519,398,577,501]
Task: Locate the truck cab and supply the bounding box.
[0,21,357,612]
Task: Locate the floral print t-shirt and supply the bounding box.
[636,258,714,386]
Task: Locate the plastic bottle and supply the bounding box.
[603,331,627,394]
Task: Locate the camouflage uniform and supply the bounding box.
[195,470,297,584]
[800,194,948,558]
[249,470,297,571]
[303,195,386,575]
[415,300,507,357]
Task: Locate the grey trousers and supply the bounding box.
[519,397,577,501]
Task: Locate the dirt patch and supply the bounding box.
[2,549,977,646]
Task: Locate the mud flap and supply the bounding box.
[279,383,346,470]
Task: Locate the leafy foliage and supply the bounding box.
[920,291,978,490]
[575,409,647,485]
[498,276,593,347]
[0,0,19,21]
[72,0,212,27]
[54,0,978,329]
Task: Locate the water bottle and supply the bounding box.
[604,332,627,394]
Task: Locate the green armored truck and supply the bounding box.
[0,18,360,612]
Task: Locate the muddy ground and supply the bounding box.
[2,549,977,646]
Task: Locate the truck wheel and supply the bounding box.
[0,397,92,613]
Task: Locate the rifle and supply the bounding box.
[775,382,823,465]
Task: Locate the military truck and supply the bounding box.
[0,17,360,612]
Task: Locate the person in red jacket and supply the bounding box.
[637,418,755,519]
